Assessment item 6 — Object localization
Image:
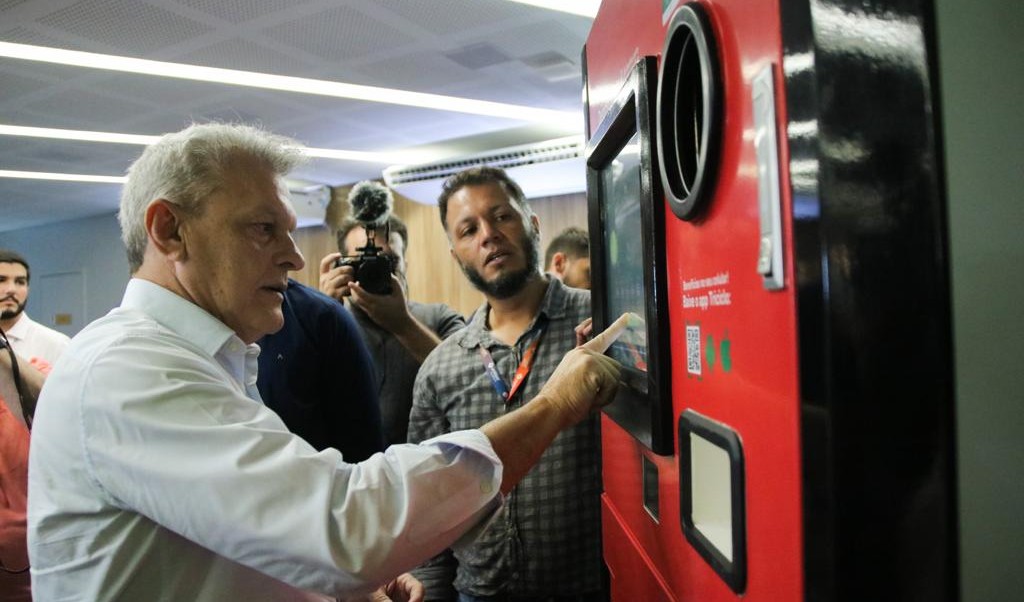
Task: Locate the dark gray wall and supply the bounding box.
[936,0,1024,599]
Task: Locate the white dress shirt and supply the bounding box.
[4,312,70,366]
[27,278,503,601]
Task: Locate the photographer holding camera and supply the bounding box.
[319,182,465,446]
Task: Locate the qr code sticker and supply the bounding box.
[686,324,701,376]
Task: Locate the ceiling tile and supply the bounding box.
[176,37,318,76]
[175,0,307,25]
[445,42,512,70]
[263,4,415,62]
[355,50,474,91]
[24,87,153,128]
[371,0,535,36]
[37,0,214,54]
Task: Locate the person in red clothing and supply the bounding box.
[1,333,46,602]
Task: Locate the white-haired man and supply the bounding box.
[27,123,626,602]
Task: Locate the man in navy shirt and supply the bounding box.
[257,278,385,461]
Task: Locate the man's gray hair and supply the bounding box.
[118,122,306,272]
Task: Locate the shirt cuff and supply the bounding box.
[421,429,505,549]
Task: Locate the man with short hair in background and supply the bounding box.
[544,226,591,291]
[0,249,71,377]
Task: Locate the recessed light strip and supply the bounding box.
[502,0,600,17]
[0,169,126,183]
[0,124,159,145]
[0,42,577,125]
[0,124,435,165]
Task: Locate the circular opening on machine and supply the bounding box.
[657,3,722,221]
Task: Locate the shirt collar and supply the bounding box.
[121,279,262,401]
[121,278,244,360]
[458,277,572,349]
[4,312,34,343]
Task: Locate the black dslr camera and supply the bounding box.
[334,181,397,295]
[335,228,395,295]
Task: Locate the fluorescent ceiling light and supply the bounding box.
[0,169,126,183]
[502,0,601,18]
[0,124,158,145]
[0,124,437,165]
[0,42,578,125]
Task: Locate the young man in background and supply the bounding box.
[544,226,591,291]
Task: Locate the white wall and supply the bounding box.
[936,0,1024,599]
[0,212,130,337]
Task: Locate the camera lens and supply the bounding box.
[357,258,392,295]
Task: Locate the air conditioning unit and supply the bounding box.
[383,136,586,205]
[287,181,331,228]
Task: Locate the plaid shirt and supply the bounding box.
[409,278,601,599]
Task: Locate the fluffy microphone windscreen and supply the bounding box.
[347,181,394,228]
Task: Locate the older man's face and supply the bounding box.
[175,156,305,343]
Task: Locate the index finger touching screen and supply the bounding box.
[582,312,632,354]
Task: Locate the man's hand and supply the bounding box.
[479,313,630,493]
[365,573,424,602]
[574,317,594,347]
[536,312,630,427]
[349,274,413,332]
[319,252,356,302]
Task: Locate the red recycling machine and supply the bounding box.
[583,1,958,600]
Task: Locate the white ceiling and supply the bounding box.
[0,0,593,232]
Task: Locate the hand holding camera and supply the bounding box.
[316,253,348,298]
[320,252,416,335]
[349,272,414,329]
[320,248,398,297]
[334,250,395,296]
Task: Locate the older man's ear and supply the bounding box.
[145,199,187,262]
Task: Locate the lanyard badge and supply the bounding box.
[478,323,546,404]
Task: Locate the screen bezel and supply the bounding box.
[586,56,673,455]
[678,409,748,593]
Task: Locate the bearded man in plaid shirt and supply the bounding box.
[409,167,603,602]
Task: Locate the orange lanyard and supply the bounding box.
[478,323,546,404]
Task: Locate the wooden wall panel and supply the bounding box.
[531,191,590,265]
[293,225,337,287]
[291,186,588,319]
